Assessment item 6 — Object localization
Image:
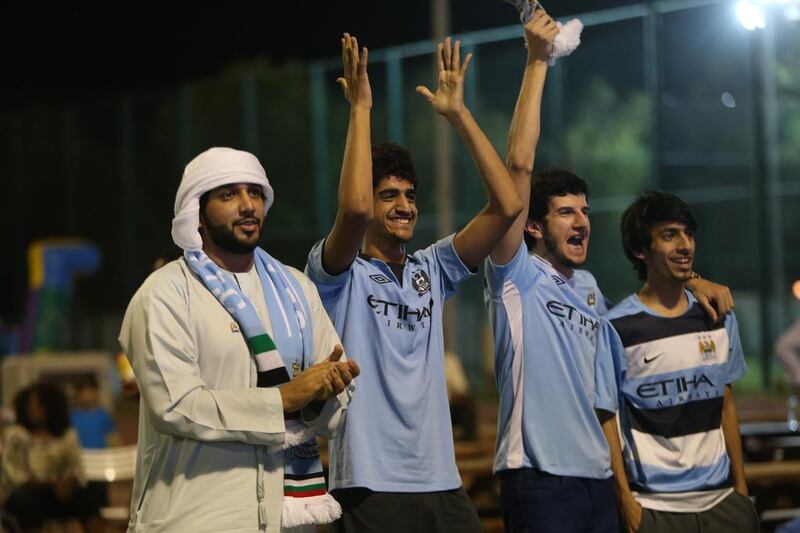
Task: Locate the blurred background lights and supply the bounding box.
[737,0,767,29]
[721,91,737,108]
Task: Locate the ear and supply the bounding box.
[525,218,543,240]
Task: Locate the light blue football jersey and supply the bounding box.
[484,243,617,479]
[306,235,473,492]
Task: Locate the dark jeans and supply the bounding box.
[331,486,482,533]
[499,468,619,533]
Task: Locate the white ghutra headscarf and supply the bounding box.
[171,147,275,251]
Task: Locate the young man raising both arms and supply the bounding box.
[120,147,358,532]
[305,35,522,532]
[485,10,736,532]
[604,192,757,533]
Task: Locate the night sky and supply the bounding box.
[4,1,637,102]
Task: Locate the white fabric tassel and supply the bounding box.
[281,494,342,528]
[278,421,317,450]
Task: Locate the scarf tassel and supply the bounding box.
[281,493,342,529]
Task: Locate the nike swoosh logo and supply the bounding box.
[644,353,662,364]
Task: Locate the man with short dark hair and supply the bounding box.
[120,146,359,532]
[305,34,522,532]
[604,191,757,533]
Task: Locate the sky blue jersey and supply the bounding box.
[305,235,473,492]
[484,243,617,479]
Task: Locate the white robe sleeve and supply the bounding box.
[119,273,286,445]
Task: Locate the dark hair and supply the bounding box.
[75,373,99,391]
[525,167,590,249]
[621,191,698,281]
[372,142,418,189]
[14,382,71,437]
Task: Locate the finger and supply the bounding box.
[461,52,473,76]
[340,37,347,74]
[336,78,348,90]
[359,47,369,74]
[351,36,360,71]
[346,359,360,378]
[328,344,344,362]
[328,368,347,394]
[320,375,335,399]
[453,40,461,73]
[335,362,354,384]
[697,295,719,323]
[443,37,452,71]
[436,42,445,72]
[416,85,434,101]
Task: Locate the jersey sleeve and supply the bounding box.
[484,242,535,300]
[426,234,475,299]
[304,238,353,303]
[594,319,620,413]
[723,311,748,385]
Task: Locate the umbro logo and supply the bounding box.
[552,275,565,285]
[644,353,663,364]
[369,274,392,284]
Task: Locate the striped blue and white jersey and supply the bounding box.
[485,243,617,479]
[605,292,747,512]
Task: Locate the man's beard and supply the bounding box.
[202,215,261,254]
[541,220,584,269]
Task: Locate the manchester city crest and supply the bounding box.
[587,289,596,307]
[411,270,431,296]
[697,334,717,362]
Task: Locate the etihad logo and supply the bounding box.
[367,295,433,332]
[637,373,718,406]
[546,300,599,341]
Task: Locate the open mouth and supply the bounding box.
[566,234,585,249]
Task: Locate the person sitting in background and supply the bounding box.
[1,382,103,532]
[70,375,121,449]
[70,375,122,516]
[777,317,800,397]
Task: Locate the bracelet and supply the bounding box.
[689,271,702,280]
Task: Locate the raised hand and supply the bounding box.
[524,8,559,62]
[337,33,371,109]
[416,37,473,119]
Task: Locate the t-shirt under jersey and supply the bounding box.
[305,234,473,492]
[605,292,747,512]
[484,243,617,479]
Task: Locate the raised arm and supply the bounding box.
[322,33,373,275]
[492,9,559,265]
[417,37,523,271]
